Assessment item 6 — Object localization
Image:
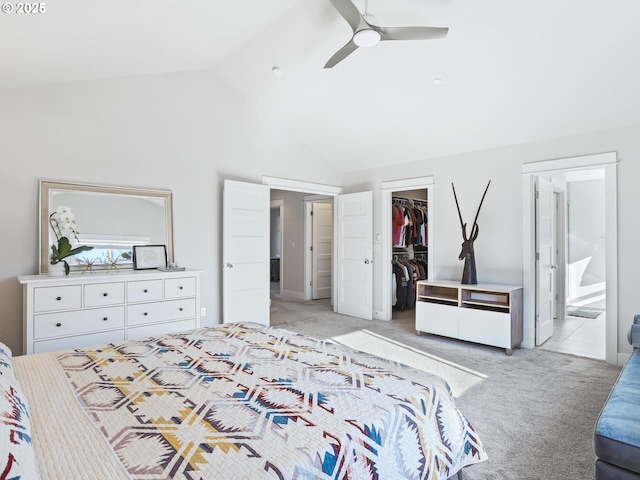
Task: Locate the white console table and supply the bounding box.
[415,279,523,355]
[19,269,201,354]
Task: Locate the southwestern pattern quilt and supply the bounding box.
[56,322,486,479]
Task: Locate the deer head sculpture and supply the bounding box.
[452,181,491,285]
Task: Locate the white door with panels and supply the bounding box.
[312,202,333,300]
[336,192,373,320]
[223,181,373,323]
[536,176,555,345]
[223,180,270,325]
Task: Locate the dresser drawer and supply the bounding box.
[127,280,163,303]
[127,299,196,327]
[84,282,125,307]
[33,329,126,354]
[165,277,196,299]
[34,285,82,313]
[34,306,125,340]
[127,319,196,341]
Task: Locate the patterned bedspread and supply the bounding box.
[54,322,486,479]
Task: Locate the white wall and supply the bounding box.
[567,179,606,303]
[0,70,342,355]
[342,124,640,357]
[2,67,639,361]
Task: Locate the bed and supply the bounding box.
[2,322,487,479]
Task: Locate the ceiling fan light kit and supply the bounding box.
[325,0,449,68]
[353,29,381,47]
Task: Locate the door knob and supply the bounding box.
[364,259,371,264]
[225,263,234,269]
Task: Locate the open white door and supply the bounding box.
[536,176,555,345]
[312,202,333,300]
[336,192,372,320]
[223,180,270,325]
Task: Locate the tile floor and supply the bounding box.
[538,310,606,360]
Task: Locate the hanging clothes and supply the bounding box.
[392,197,428,248]
[392,196,428,310]
[392,255,426,310]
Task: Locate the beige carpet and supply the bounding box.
[270,295,621,480]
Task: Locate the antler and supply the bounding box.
[470,180,491,234]
[451,183,468,239]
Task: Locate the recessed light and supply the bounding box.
[433,78,443,86]
[272,66,285,78]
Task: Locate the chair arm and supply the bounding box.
[628,322,640,348]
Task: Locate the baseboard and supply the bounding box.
[618,352,632,367]
[280,290,307,301]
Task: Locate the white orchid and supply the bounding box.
[49,206,93,274]
[51,206,80,242]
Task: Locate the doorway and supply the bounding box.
[536,171,606,360]
[380,177,434,321]
[522,152,618,365]
[390,189,429,321]
[224,178,375,326]
[269,190,334,303]
[270,200,283,298]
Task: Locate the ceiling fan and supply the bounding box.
[325,0,449,68]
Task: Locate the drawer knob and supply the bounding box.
[179,286,183,290]
[56,322,62,327]
[103,317,108,321]
[179,307,183,311]
[143,312,148,316]
[56,296,62,301]
[143,289,148,293]
[103,293,108,297]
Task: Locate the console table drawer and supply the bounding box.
[34,285,82,313]
[84,282,125,307]
[458,308,511,348]
[127,299,196,326]
[165,277,196,299]
[127,280,163,303]
[34,306,125,340]
[416,301,459,338]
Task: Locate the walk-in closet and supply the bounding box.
[391,188,428,318]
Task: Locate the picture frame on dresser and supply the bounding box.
[133,245,167,270]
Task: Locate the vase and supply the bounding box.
[48,262,66,277]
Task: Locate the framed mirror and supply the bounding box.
[40,180,174,273]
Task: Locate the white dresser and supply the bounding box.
[19,269,201,354]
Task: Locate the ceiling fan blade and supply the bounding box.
[324,39,359,68]
[378,25,449,41]
[330,0,364,32]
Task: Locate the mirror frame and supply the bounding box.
[40,180,174,274]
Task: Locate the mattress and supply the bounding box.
[11,322,487,479]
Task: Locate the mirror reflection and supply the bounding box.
[40,181,173,273]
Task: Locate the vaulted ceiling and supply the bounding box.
[3,0,639,172]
